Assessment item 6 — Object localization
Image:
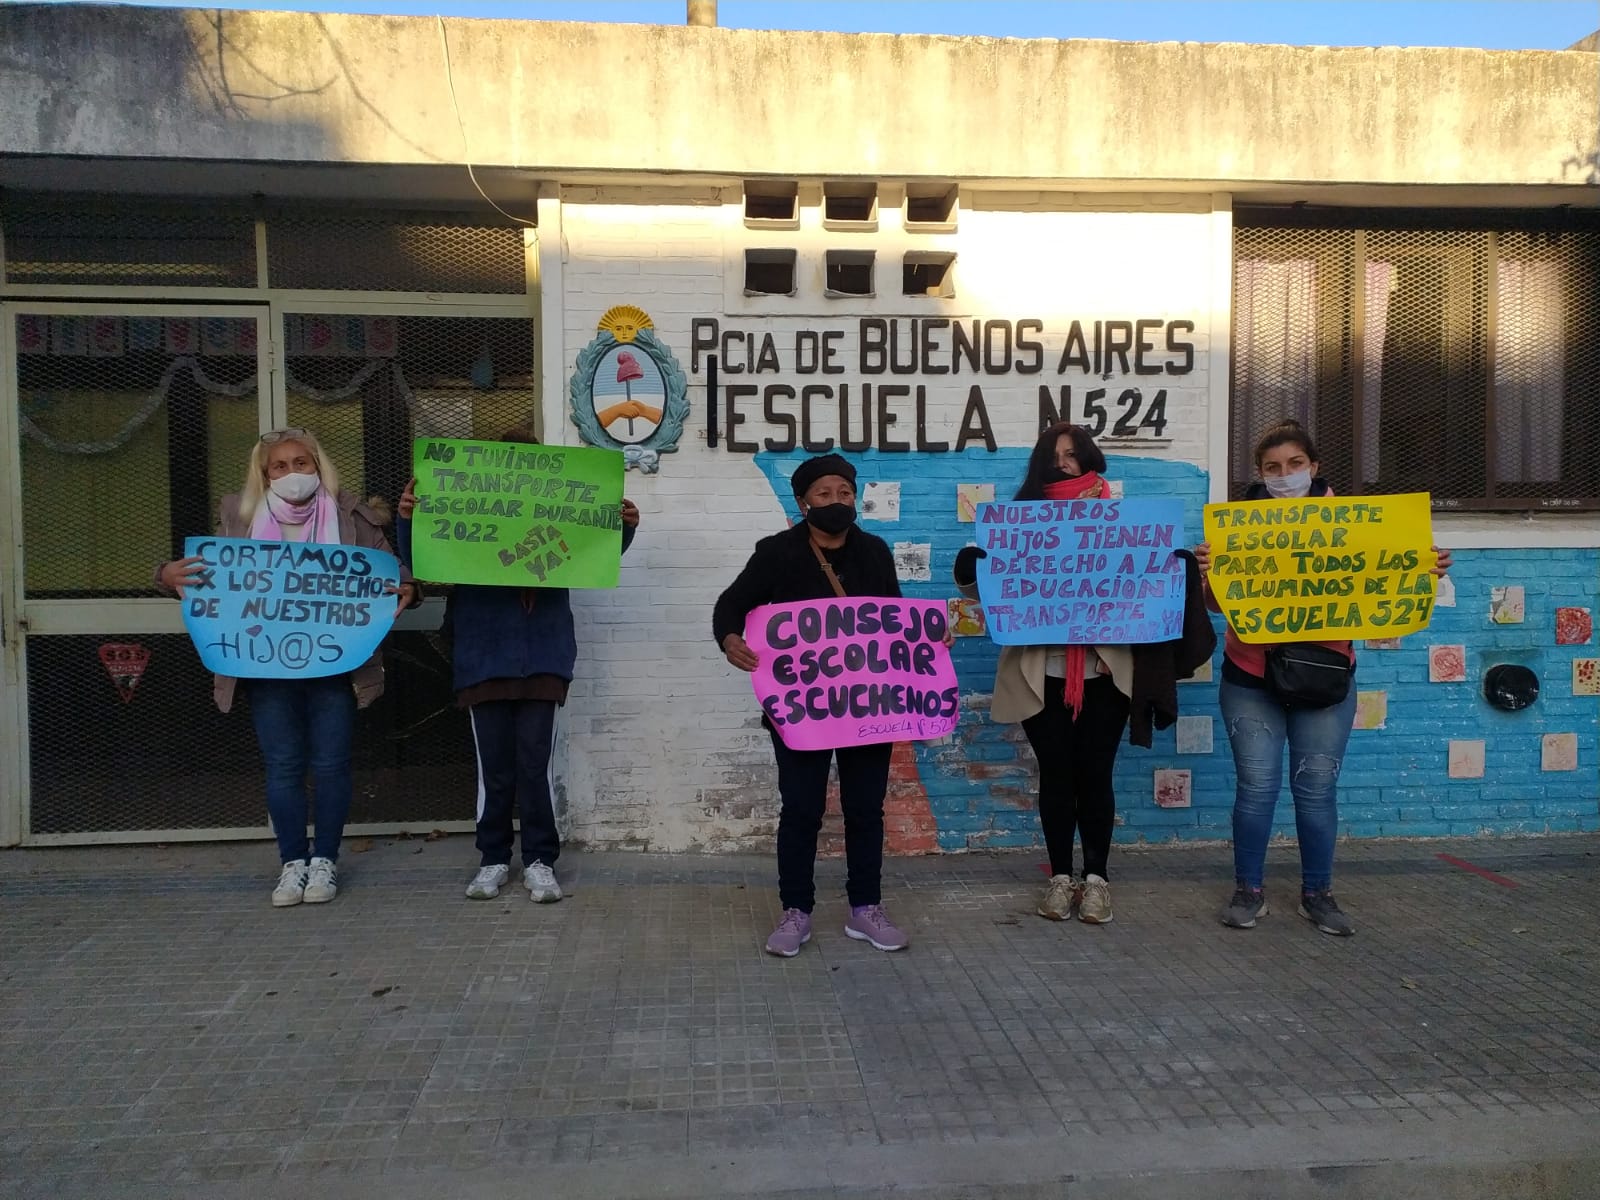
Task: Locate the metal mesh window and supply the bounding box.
[1232,210,1600,510]
[24,631,472,836]
[282,313,538,504]
[265,212,527,294]
[26,633,265,835]
[1,204,257,288]
[15,313,260,598]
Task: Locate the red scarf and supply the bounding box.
[1042,472,1111,718]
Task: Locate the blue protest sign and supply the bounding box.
[179,537,401,678]
[973,497,1187,646]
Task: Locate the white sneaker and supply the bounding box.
[466,864,510,900]
[273,859,309,907]
[525,862,562,903]
[303,857,339,904]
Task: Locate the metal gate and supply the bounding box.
[0,304,281,842]
[0,300,541,844]
[0,197,543,846]
[0,281,544,844]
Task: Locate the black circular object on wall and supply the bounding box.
[1483,664,1539,711]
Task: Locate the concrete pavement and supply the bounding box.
[3,835,1598,1197]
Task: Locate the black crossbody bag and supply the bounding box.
[1264,643,1353,709]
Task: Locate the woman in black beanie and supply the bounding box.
[713,454,910,957]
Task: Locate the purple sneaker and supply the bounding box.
[845,904,909,952]
[765,908,812,957]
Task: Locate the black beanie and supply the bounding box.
[789,453,856,499]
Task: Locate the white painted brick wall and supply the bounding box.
[552,191,1223,851]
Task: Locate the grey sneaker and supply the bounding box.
[466,864,510,900]
[1299,890,1355,937]
[765,908,812,957]
[1038,874,1081,921]
[1221,885,1267,929]
[272,859,309,907]
[845,904,909,952]
[524,862,562,903]
[1078,874,1113,924]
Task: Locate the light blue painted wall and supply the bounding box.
[754,449,1600,849]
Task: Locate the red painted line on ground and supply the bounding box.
[1436,853,1520,889]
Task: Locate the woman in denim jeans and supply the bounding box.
[1195,422,1451,936]
[156,429,419,907]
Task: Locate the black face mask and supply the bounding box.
[1042,465,1076,486]
[805,503,856,536]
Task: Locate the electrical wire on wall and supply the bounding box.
[436,14,536,228]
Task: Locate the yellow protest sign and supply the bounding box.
[1203,492,1436,645]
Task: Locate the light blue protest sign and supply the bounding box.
[974,497,1187,646]
[179,537,401,678]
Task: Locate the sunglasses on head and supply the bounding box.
[260,428,309,445]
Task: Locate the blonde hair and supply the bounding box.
[240,429,342,522]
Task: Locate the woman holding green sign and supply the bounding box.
[397,427,639,906]
[156,428,420,908]
[1195,421,1450,937]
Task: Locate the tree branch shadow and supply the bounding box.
[1561,147,1599,185]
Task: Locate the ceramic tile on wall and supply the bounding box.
[1542,733,1578,772]
[1448,740,1486,779]
[1556,608,1592,645]
[1490,585,1525,624]
[1153,769,1192,808]
[1429,645,1467,683]
[861,481,901,521]
[956,484,994,523]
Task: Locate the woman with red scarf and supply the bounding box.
[954,423,1131,925]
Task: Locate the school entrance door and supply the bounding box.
[0,303,484,845]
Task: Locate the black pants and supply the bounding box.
[769,728,892,913]
[1020,675,1129,880]
[470,699,560,868]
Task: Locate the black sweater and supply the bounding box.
[713,522,902,645]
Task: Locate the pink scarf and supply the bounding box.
[1042,472,1111,719]
[249,486,343,545]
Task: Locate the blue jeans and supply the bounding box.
[248,676,357,864]
[1219,678,1356,893]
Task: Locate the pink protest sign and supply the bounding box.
[745,598,960,751]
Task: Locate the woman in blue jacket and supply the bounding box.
[398,427,639,903]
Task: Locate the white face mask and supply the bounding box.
[1264,469,1313,499]
[269,471,321,503]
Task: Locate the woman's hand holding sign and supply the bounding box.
[159,555,209,597]
[722,633,760,673]
[385,580,420,618]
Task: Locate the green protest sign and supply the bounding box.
[411,438,625,588]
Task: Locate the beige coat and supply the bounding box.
[956,577,1133,724]
[155,491,413,714]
